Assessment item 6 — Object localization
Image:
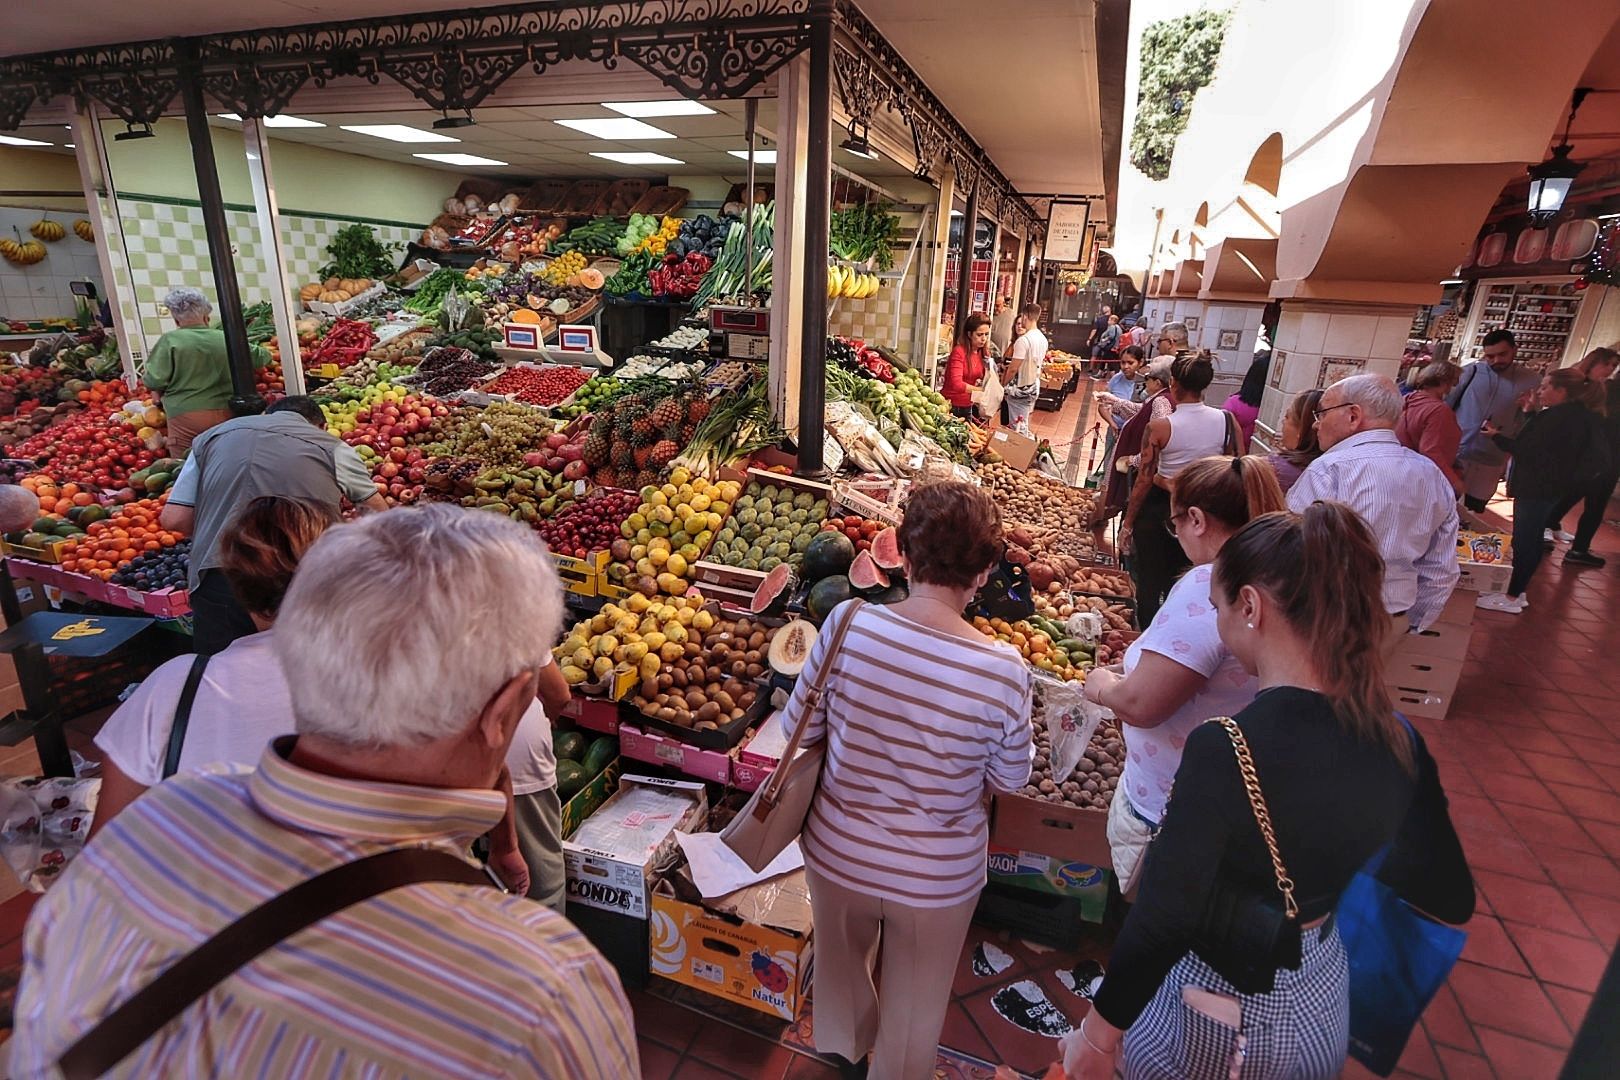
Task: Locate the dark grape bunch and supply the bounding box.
[110,540,191,592]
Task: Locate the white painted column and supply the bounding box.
[769,59,810,436]
[918,166,956,383]
[69,105,143,384]
[242,119,305,395]
[1260,300,1417,434]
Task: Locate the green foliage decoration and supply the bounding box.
[1129,9,1232,181]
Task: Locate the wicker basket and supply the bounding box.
[557,180,610,217]
[595,179,650,217]
[629,186,691,217]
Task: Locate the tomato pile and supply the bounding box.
[484,365,591,407]
[6,407,162,489]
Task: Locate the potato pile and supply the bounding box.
[976,462,1094,533]
[1034,592,1135,634]
[1021,697,1123,812]
[630,614,774,731]
[1004,524,1122,592]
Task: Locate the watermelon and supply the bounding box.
[556,760,588,799]
[802,530,856,582]
[871,581,910,605]
[847,550,890,593]
[581,735,616,777]
[870,527,903,570]
[750,562,798,615]
[554,731,587,762]
[806,575,853,624]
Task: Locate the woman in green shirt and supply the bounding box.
[145,287,270,454]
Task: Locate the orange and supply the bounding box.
[60,483,79,498]
[71,492,93,507]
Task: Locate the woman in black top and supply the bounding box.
[1063,502,1472,1080]
[1477,368,1611,615]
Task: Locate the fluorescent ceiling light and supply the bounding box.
[413,153,509,166]
[341,124,458,143]
[602,100,715,118]
[556,117,676,140]
[728,149,777,164]
[218,113,325,128]
[65,144,75,149]
[950,209,964,217]
[591,152,684,166]
[0,135,52,147]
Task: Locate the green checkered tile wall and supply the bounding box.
[114,198,419,346]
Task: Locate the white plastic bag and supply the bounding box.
[1033,672,1108,784]
[973,363,1004,418]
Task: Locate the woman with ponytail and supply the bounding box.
[1064,502,1473,1080]
[1083,455,1285,895]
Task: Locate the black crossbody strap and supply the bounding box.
[162,654,211,779]
[58,848,490,1079]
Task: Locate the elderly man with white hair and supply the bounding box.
[1287,373,1460,633]
[144,286,271,453]
[10,504,638,1079]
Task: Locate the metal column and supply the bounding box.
[242,119,305,395]
[796,0,834,477]
[177,43,264,416]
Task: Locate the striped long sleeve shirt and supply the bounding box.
[794,601,1034,908]
[10,739,637,1079]
[1286,428,1460,630]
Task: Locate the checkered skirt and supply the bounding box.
[1122,926,1349,1080]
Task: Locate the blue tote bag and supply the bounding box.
[1339,719,1469,1076]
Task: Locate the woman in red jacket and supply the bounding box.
[1396,361,1464,495]
[943,313,992,418]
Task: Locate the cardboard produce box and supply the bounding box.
[990,791,1111,869]
[564,775,706,919]
[987,427,1038,471]
[985,845,1109,923]
[650,865,813,1020]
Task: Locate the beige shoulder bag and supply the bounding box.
[720,600,863,872]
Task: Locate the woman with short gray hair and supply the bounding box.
[145,286,271,454]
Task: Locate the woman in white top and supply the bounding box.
[1083,455,1285,892]
[1121,353,1237,623]
[1002,303,1049,434]
[789,481,1033,1080]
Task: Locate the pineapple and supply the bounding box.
[649,439,680,468]
[612,440,635,468]
[687,397,712,424]
[633,445,654,469]
[582,422,610,466]
[650,395,683,431]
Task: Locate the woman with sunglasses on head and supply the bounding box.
[1063,502,1472,1080]
[1096,357,1175,540]
[1083,456,1284,897]
[1263,389,1324,494]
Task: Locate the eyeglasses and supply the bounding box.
[1313,402,1355,421]
[1166,509,1190,537]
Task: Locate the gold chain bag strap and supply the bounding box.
[720,601,863,872]
[1191,717,1304,993]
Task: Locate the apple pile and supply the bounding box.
[339,390,454,456]
[369,445,430,507]
[520,428,590,484]
[536,489,640,559]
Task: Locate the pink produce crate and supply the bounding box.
[617,723,731,784]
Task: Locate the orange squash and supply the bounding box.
[509,308,543,325]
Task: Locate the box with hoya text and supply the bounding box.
[985,845,1109,922]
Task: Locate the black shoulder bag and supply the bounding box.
[58,848,491,1079]
[161,654,212,780]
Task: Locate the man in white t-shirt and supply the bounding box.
[1003,303,1049,434]
[507,659,574,913]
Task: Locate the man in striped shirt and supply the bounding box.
[11,506,637,1079]
[1287,373,1460,631]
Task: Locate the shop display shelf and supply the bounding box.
[560,691,623,735]
[620,680,769,752]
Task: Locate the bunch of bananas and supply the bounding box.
[1,231,46,266]
[828,264,881,300]
[28,219,65,243]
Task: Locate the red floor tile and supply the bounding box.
[783,1056,841,1079]
[1542,984,1592,1034]
[1394,1023,1444,1080]
[1473,1026,1570,1078]
[639,1038,681,1080]
[1534,847,1620,901]
[1473,869,1591,936]
[1421,984,1482,1053]
[628,988,702,1054]
[1548,781,1620,824]
[1568,889,1620,942]
[1445,961,1568,1048]
[1502,923,1612,993]
[1499,804,1601,856]
[1456,831,1545,882]
[1482,772,1561,812]
[1564,734,1620,768]
[938,1001,998,1064]
[685,1022,795,1079]
[672,1060,745,1080]
[1580,819,1620,862]
[1432,1045,1495,1079]
[1458,916,1529,976]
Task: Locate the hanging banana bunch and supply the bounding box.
[29,217,66,243]
[73,219,95,242]
[2,227,46,266]
[827,263,882,301]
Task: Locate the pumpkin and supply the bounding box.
[318,290,352,304]
[29,219,65,243]
[72,219,94,242]
[298,283,322,302]
[323,277,341,291]
[578,268,605,290]
[510,308,543,326]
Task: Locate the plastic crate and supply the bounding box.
[972,880,1090,950]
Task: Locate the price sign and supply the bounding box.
[1043,202,1090,264]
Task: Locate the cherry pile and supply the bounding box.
[536,489,640,559]
[484,364,591,407]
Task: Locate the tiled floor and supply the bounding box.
[0,451,1616,1077]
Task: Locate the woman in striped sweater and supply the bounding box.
[787,482,1033,1080]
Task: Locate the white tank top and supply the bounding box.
[1159,402,1229,478]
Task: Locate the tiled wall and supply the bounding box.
[1259,303,1411,433]
[114,197,420,353]
[0,207,104,322]
[1196,301,1267,374]
[826,260,922,353]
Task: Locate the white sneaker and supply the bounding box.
[1554,530,1575,542]
[1476,592,1525,614]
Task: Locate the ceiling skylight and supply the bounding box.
[728,150,777,164]
[591,152,685,166]
[341,124,458,143]
[602,100,715,118]
[414,153,509,167]
[556,118,676,141]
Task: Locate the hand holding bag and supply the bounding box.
[974,363,1004,418]
[720,601,863,872]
